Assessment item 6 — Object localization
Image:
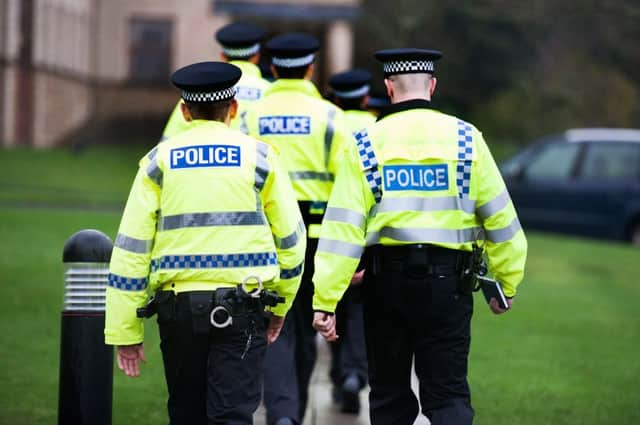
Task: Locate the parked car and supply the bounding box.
[500,128,640,245]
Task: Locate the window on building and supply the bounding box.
[129,18,173,84]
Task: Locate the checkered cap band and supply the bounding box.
[456,120,473,198]
[181,86,236,103]
[222,43,260,58]
[272,54,315,68]
[383,60,434,75]
[334,85,370,99]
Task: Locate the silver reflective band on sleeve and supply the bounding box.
[255,142,270,191]
[377,196,476,215]
[323,207,365,229]
[477,189,511,220]
[146,158,163,187]
[485,217,522,243]
[159,212,267,231]
[275,220,306,249]
[317,238,363,259]
[365,226,482,246]
[114,233,153,254]
[325,107,336,168]
[147,146,158,160]
[289,171,335,181]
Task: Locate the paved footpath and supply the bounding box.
[255,336,430,425]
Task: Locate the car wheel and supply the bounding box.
[631,222,640,246]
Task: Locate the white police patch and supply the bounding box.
[384,164,449,191]
[259,116,311,135]
[236,86,261,101]
[170,145,241,169]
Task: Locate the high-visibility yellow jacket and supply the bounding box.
[343,109,376,135]
[312,100,527,312]
[105,120,306,345]
[243,79,351,236]
[161,61,270,140]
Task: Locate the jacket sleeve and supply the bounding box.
[474,130,527,297]
[161,100,192,141]
[312,146,373,313]
[104,153,161,345]
[259,143,306,316]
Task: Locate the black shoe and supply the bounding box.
[340,374,361,414]
[332,384,343,404]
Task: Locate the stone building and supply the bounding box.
[0,0,360,147]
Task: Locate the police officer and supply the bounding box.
[161,22,270,139]
[325,69,375,414]
[105,61,306,425]
[312,48,528,425]
[243,32,351,425]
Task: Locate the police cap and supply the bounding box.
[374,48,443,77]
[267,33,320,68]
[328,69,372,99]
[215,23,266,59]
[171,61,241,103]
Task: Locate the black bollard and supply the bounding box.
[58,229,113,425]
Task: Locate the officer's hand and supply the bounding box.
[312,311,338,342]
[350,269,365,286]
[117,344,146,377]
[489,297,513,314]
[267,315,285,344]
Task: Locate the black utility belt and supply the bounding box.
[137,277,285,334]
[363,244,471,275]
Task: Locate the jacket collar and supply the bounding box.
[229,60,262,79]
[265,79,321,98]
[377,99,431,121]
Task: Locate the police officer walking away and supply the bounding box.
[162,23,270,139]
[325,69,376,414]
[105,61,306,425]
[244,32,350,425]
[312,48,528,425]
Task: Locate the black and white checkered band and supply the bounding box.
[181,86,236,103]
[222,43,260,58]
[383,60,435,75]
[334,85,370,98]
[272,54,315,68]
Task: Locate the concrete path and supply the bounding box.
[255,336,430,425]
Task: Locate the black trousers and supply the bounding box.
[263,237,318,424]
[362,245,475,425]
[157,291,267,425]
[329,284,368,388]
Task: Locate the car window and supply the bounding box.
[579,142,640,180]
[524,142,580,180]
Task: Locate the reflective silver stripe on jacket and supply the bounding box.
[477,189,511,220]
[323,207,366,230]
[375,196,476,215]
[274,220,306,249]
[158,212,266,231]
[289,171,335,181]
[114,233,153,254]
[485,217,522,243]
[255,142,270,191]
[146,157,163,187]
[324,106,336,167]
[147,146,158,160]
[365,226,482,246]
[317,238,363,259]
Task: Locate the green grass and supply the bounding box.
[0,145,638,424]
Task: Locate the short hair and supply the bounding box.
[185,99,233,122]
[273,65,309,79]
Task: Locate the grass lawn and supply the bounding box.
[0,145,638,424]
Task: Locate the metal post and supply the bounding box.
[58,229,113,425]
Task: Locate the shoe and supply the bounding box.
[340,374,361,414]
[273,418,295,425]
[332,384,343,404]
